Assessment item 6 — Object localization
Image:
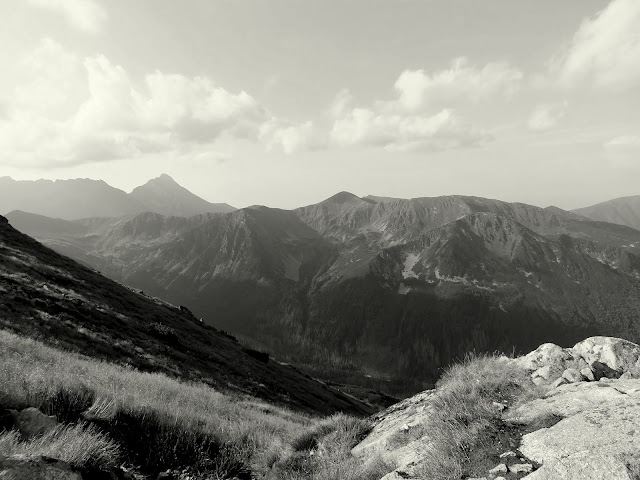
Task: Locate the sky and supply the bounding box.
[0,0,638,210]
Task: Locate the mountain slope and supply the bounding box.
[574,195,640,231]
[0,214,371,415]
[130,174,235,216]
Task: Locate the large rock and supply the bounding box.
[510,379,640,480]
[11,408,59,440]
[0,456,83,480]
[516,337,640,386]
[573,337,640,374]
[352,390,436,477]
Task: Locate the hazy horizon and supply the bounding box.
[1,0,639,210]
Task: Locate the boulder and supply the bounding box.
[0,456,83,480]
[11,407,58,440]
[572,337,640,373]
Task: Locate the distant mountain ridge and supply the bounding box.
[574,195,640,231]
[0,174,235,220]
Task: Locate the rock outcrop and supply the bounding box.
[507,379,640,479]
[352,336,640,480]
[516,336,640,386]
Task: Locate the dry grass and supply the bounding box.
[269,413,392,480]
[0,423,120,470]
[0,328,311,476]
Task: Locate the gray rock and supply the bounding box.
[521,453,631,479]
[580,367,595,381]
[509,463,533,473]
[514,380,640,480]
[11,408,58,440]
[0,456,83,480]
[562,368,582,383]
[551,376,568,388]
[573,337,640,373]
[489,463,508,474]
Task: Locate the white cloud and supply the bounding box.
[528,101,569,131]
[28,0,108,34]
[327,88,354,118]
[259,119,319,154]
[391,57,523,112]
[330,107,489,152]
[0,39,296,167]
[325,58,509,152]
[553,0,640,90]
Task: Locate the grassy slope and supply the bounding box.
[0,215,371,417]
[0,329,381,478]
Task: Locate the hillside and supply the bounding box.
[574,195,640,231]
[0,214,370,416]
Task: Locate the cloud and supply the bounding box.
[528,101,569,131]
[259,119,319,154]
[28,0,108,34]
[391,57,523,112]
[552,0,640,91]
[324,58,510,152]
[0,39,293,167]
[330,107,490,152]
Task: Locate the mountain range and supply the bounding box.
[4,176,640,394]
[0,174,235,219]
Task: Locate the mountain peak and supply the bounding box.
[323,191,366,205]
[147,173,179,186]
[130,175,235,216]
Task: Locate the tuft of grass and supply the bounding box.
[270,413,391,480]
[415,353,539,480]
[0,422,120,470]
